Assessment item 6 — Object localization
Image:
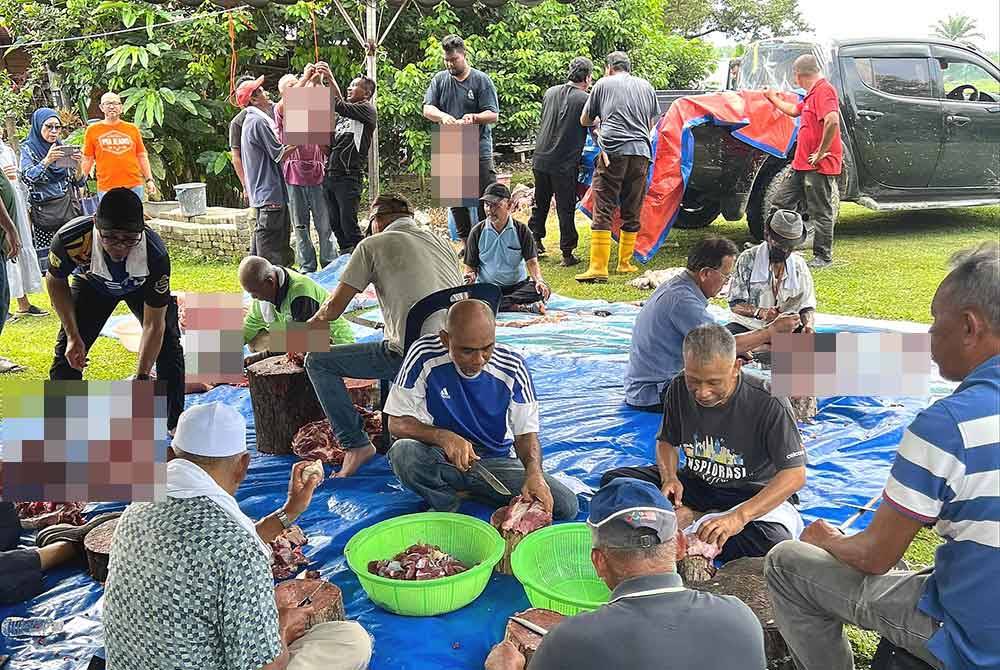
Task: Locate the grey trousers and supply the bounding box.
[770,169,839,262]
[764,541,943,670]
[288,183,335,273]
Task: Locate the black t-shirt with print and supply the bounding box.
[657,371,806,496]
[48,215,172,307]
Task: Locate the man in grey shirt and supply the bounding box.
[305,194,463,478]
[485,477,766,670]
[576,51,659,284]
[423,34,500,249]
[238,76,294,266]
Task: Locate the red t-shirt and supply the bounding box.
[792,78,842,176]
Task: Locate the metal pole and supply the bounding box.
[365,0,379,198]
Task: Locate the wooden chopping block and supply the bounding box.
[274,579,345,630]
[503,608,564,664]
[247,356,327,455]
[677,555,716,583]
[689,557,793,670]
[84,518,120,584]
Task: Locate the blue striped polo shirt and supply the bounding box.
[383,334,540,458]
[883,354,1000,669]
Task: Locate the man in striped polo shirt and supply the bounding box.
[384,299,579,520]
[764,241,999,670]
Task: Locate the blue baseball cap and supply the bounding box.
[588,478,677,549]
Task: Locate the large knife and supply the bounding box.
[509,616,549,636]
[471,462,512,496]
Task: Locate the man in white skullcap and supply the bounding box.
[103,402,373,670]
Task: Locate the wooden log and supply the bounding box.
[677,555,716,584]
[274,579,345,630]
[247,356,326,455]
[84,518,120,584]
[790,395,818,423]
[689,557,793,670]
[503,608,564,664]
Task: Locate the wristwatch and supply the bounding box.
[276,509,291,529]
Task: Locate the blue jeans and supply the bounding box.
[288,183,335,273]
[387,439,579,520]
[304,341,404,450]
[98,185,143,201]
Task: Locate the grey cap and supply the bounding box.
[766,209,807,248]
[606,51,631,72]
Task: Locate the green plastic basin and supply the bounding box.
[344,512,505,616]
[510,522,611,615]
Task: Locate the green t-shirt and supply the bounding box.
[243,267,354,348]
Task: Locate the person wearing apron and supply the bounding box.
[485,478,767,670]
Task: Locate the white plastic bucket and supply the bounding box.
[174,182,207,218]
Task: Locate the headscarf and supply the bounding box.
[24,107,62,163]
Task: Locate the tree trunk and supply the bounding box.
[247,356,326,455]
[504,608,565,664]
[689,557,793,670]
[84,518,120,584]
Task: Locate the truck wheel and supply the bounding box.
[747,162,790,240]
[756,164,841,249]
[674,197,722,229]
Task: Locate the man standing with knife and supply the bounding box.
[385,299,578,520]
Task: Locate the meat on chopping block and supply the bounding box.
[504,608,564,664]
[247,356,327,455]
[270,525,311,580]
[274,579,344,630]
[490,496,552,575]
[677,533,721,584]
[15,502,86,530]
[689,557,793,669]
[84,518,120,583]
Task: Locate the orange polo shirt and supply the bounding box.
[83,120,147,192]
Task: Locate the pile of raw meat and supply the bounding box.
[270,525,311,579]
[492,496,552,535]
[286,352,306,367]
[368,543,469,581]
[291,409,382,465]
[15,502,86,529]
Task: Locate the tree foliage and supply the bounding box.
[930,14,986,48]
[2,0,718,200]
[663,0,810,41]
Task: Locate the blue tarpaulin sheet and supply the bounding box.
[1,265,952,669]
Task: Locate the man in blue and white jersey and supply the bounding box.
[384,299,579,520]
[765,241,1000,670]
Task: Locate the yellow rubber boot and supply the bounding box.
[575,230,611,283]
[616,231,639,273]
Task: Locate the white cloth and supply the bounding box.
[0,142,42,299]
[748,242,800,294]
[286,621,373,670]
[166,458,271,559]
[686,499,804,540]
[88,227,148,283]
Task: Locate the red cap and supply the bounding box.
[235,76,266,107]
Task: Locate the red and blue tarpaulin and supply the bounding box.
[579,89,801,263]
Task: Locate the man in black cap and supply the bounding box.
[726,209,817,336]
[46,187,185,431]
[527,56,593,267]
[465,182,551,313]
[485,477,765,670]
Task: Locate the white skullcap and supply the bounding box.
[172,402,247,457]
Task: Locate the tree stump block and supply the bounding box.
[689,557,793,670]
[84,518,120,584]
[677,555,717,583]
[274,579,345,631]
[247,356,326,454]
[504,608,565,664]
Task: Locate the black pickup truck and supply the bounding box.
[665,37,1000,239]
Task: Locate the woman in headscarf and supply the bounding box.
[1,126,46,321]
[19,108,86,271]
